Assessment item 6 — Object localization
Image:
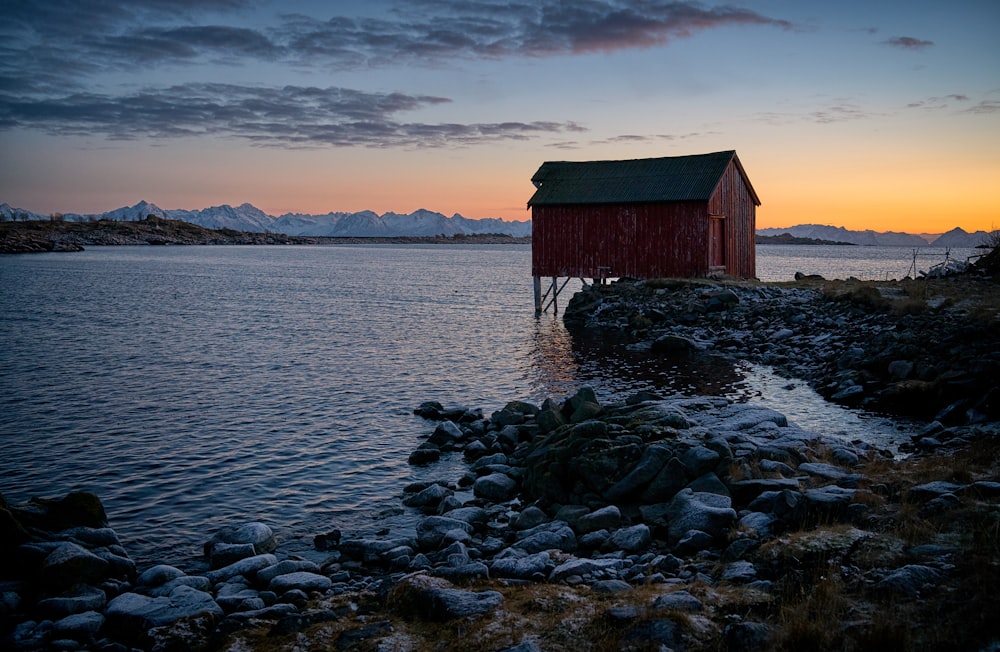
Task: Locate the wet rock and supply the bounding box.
[36,585,107,618]
[105,585,223,636]
[474,473,518,502]
[416,516,474,550]
[408,445,441,465]
[40,542,110,588]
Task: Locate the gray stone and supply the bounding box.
[665,489,737,544]
[416,586,504,621]
[721,561,757,583]
[876,564,943,596]
[59,527,121,548]
[512,505,549,531]
[652,589,702,612]
[429,420,465,445]
[674,530,715,555]
[257,560,322,585]
[908,480,966,501]
[408,447,440,465]
[208,542,256,568]
[268,571,333,595]
[550,557,627,582]
[591,579,631,593]
[470,452,508,471]
[576,505,622,534]
[51,611,105,639]
[739,512,776,538]
[490,552,551,580]
[136,564,186,588]
[416,516,474,550]
[41,542,109,587]
[442,506,488,528]
[210,522,277,554]
[205,554,278,585]
[106,585,223,632]
[579,529,610,549]
[641,456,689,502]
[553,504,591,529]
[604,445,673,501]
[147,575,212,598]
[798,462,850,481]
[474,473,518,502]
[402,483,453,509]
[571,401,602,423]
[682,445,721,477]
[37,585,106,617]
[340,537,415,563]
[433,562,490,581]
[607,524,651,553]
[687,471,730,496]
[512,524,577,554]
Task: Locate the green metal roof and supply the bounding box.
[527,150,759,206]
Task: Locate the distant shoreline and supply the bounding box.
[0,217,531,254]
[755,233,855,246]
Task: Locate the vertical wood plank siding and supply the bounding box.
[532,160,756,279]
[707,160,757,278]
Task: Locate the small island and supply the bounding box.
[755,233,855,245]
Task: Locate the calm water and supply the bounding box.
[0,244,926,567]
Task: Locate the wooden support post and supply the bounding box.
[533,276,542,314]
[550,276,559,314]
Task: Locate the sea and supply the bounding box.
[0,243,978,568]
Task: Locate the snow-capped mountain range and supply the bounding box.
[0,201,533,238]
[1,201,992,247]
[757,223,993,248]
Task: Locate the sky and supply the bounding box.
[1,1,998,234]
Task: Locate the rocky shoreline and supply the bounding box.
[2,268,998,651]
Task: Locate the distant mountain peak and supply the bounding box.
[756,223,989,248]
[0,200,531,238]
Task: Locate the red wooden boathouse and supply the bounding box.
[528,150,760,313]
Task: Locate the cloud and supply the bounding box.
[882,36,933,50]
[906,94,970,110]
[284,1,797,62]
[755,101,874,126]
[0,1,795,146]
[0,83,583,147]
[2,1,798,84]
[963,100,1000,114]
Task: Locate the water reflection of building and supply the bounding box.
[528,315,752,405]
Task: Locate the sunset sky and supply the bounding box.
[1,1,998,233]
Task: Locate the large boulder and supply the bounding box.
[663,489,737,544]
[105,585,223,642]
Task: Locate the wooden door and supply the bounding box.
[709,216,726,268]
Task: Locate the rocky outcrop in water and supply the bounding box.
[561,278,1000,436]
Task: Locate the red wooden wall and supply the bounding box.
[531,159,756,280]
